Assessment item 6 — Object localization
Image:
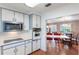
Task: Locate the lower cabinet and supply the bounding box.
[0,47,1,55]
[3,48,15,55]
[36,40,40,50]
[0,39,40,55]
[15,44,25,55]
[3,44,26,55]
[33,39,40,52]
[25,40,32,55]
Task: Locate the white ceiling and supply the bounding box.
[0,3,69,15]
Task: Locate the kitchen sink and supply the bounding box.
[4,38,23,43]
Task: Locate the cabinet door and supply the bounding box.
[25,42,32,55]
[32,15,37,28]
[36,15,41,27]
[23,15,29,31]
[0,47,1,55]
[0,20,2,32]
[16,45,25,55]
[15,12,23,23]
[3,48,15,55]
[33,40,40,52]
[36,40,40,50]
[2,9,14,22]
[33,40,37,52]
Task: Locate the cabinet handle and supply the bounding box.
[14,48,17,53]
[14,49,16,53]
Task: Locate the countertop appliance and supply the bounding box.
[3,22,23,32]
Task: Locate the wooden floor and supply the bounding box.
[31,40,79,55]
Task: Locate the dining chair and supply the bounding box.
[62,33,73,48]
[47,32,52,40]
[71,33,79,45]
[47,32,53,49]
[76,33,79,45]
[53,32,62,49]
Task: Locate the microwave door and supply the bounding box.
[3,22,23,32]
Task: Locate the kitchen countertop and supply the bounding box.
[0,31,32,46]
[0,39,32,47]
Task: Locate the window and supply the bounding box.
[60,24,72,33]
[51,25,57,32]
[46,24,57,32]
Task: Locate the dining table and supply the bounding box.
[47,35,70,48]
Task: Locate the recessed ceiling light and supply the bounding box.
[25,3,39,8]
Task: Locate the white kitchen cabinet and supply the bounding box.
[23,15,29,31]
[32,15,37,28]
[0,47,1,55]
[33,40,37,51]
[0,20,3,32]
[2,9,14,22]
[2,9,24,23]
[30,14,37,28]
[3,48,15,55]
[33,39,40,52]
[36,15,41,28]
[14,12,24,23]
[25,40,32,54]
[30,14,41,28]
[16,44,25,55]
[36,39,40,50]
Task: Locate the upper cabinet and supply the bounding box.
[2,9,24,23]
[2,9,14,22]
[30,14,41,28]
[23,15,29,31]
[14,12,24,23]
[32,15,37,28]
[36,15,41,27]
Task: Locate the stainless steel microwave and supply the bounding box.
[3,22,23,32]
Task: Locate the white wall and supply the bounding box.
[40,17,47,51]
[40,4,79,51]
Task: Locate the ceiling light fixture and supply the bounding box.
[25,3,39,8]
